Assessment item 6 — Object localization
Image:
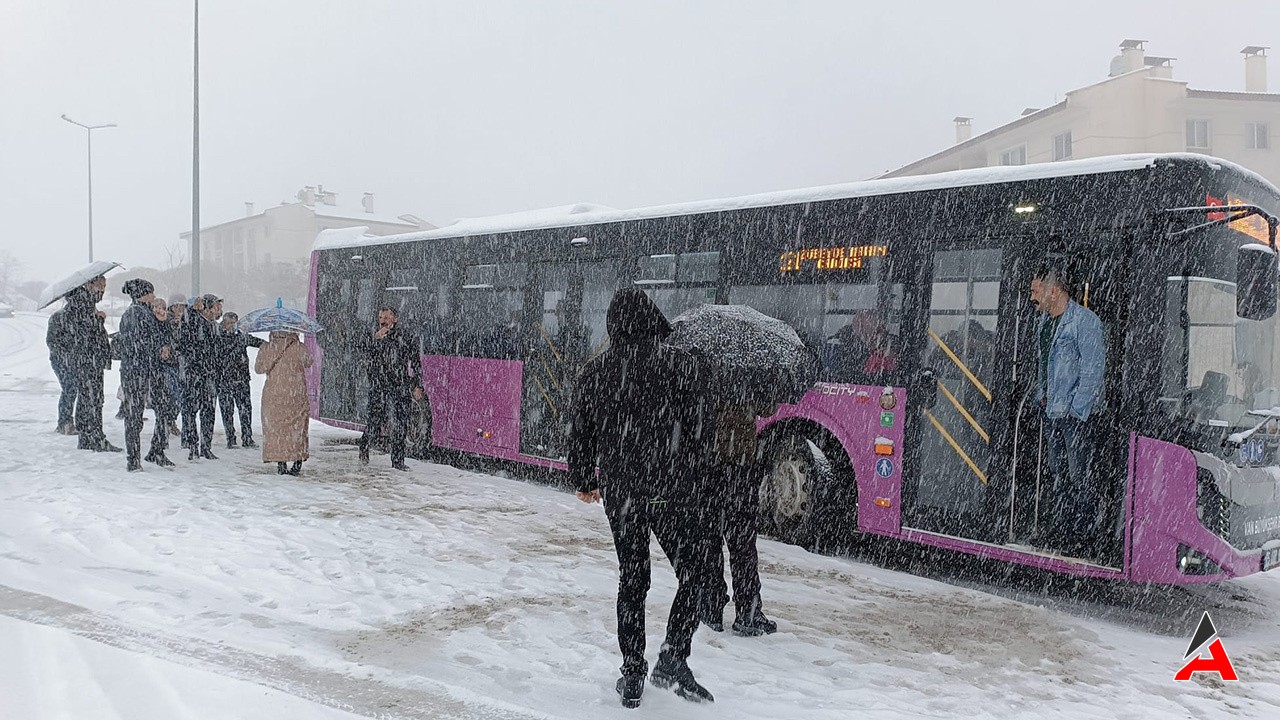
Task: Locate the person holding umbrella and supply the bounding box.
[666,303,820,637]
[239,299,323,475]
[118,279,173,470]
[254,331,313,475]
[38,261,124,447]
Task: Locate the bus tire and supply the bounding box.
[760,428,858,553]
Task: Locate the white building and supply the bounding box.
[181,186,433,274]
[882,41,1280,187]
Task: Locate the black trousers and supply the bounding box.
[359,386,411,464]
[182,374,216,453]
[124,373,168,463]
[604,489,713,678]
[74,368,106,447]
[218,383,254,444]
[704,462,764,616]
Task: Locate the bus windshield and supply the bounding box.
[1159,227,1280,435]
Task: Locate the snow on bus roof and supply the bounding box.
[313,153,1272,251]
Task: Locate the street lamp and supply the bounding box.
[61,114,117,264]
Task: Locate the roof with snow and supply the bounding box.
[314,153,1273,252]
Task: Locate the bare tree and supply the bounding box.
[163,240,187,272]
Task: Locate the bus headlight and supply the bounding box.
[1177,544,1224,575]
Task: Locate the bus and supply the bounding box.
[307,153,1280,585]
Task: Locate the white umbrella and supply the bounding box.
[37,261,122,309]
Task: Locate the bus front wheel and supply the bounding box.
[760,431,857,553]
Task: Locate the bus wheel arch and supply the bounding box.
[758,420,858,553]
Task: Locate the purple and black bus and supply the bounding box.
[307,153,1280,585]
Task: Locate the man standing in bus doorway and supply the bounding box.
[358,306,423,471]
[1030,267,1106,558]
[569,289,716,709]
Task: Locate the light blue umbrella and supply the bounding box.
[237,298,324,334]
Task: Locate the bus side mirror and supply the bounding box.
[1237,244,1278,321]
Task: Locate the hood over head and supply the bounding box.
[606,289,671,345]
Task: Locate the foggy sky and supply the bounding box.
[3,0,1279,287]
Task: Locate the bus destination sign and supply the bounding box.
[780,244,888,273]
[1207,193,1271,245]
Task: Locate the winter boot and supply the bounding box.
[226,436,239,449]
[242,437,258,449]
[145,451,176,468]
[650,654,713,703]
[288,461,303,476]
[732,600,778,637]
[392,461,409,471]
[359,447,370,465]
[200,449,219,460]
[167,421,181,437]
[615,674,645,709]
[277,462,289,475]
[127,458,143,472]
[95,441,123,453]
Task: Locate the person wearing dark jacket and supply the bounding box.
[177,294,220,460]
[161,297,188,437]
[53,277,120,452]
[45,278,104,435]
[216,312,264,449]
[568,289,716,709]
[699,401,779,637]
[357,306,423,470]
[118,279,173,470]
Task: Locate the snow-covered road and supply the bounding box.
[2,310,1279,719]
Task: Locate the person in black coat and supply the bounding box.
[118,279,173,470]
[568,289,716,708]
[177,294,221,460]
[357,306,423,470]
[216,312,264,449]
[44,281,99,435]
[50,277,120,452]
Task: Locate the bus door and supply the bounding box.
[316,254,384,424]
[1006,236,1132,560]
[519,260,620,459]
[903,243,1012,544]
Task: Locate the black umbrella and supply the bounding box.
[668,304,820,405]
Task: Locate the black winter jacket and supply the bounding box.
[118,300,168,378]
[46,288,111,372]
[567,289,711,500]
[177,312,218,376]
[359,325,422,392]
[216,329,265,388]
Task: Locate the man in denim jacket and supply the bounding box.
[1030,267,1105,557]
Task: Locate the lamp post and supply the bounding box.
[192,0,201,294]
[60,114,116,264]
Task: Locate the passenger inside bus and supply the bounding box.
[823,311,897,383]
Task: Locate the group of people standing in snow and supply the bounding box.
[46,275,314,475]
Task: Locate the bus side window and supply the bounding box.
[459,263,527,359]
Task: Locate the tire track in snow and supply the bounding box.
[0,583,557,720]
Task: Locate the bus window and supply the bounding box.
[459,263,527,359]
[635,251,721,320]
[728,281,902,385]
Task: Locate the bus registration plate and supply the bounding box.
[1265,546,1280,571]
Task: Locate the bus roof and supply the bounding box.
[314,153,1272,251]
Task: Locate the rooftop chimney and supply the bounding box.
[244,201,255,217]
[1243,46,1269,92]
[953,116,972,144]
[1110,39,1147,76]
[362,192,375,214]
[297,186,317,206]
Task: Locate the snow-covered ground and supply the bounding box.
[2,310,1279,719]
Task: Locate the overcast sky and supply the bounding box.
[3,0,1279,286]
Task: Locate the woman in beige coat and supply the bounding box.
[254,331,313,475]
